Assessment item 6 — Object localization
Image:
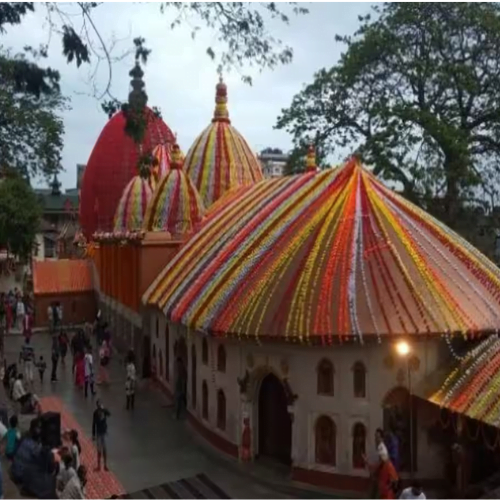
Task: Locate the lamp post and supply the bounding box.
[395,340,414,478]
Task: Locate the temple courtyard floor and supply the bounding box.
[2,332,338,499]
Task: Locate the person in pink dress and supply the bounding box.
[74,351,85,388]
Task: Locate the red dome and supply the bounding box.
[79,109,175,238]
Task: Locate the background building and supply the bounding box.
[258,148,289,178]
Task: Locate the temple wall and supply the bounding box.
[145,308,447,491]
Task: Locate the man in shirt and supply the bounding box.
[84,348,95,398]
[92,400,110,471]
[19,338,35,385]
[61,465,87,499]
[12,374,38,413]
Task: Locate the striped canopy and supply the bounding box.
[145,159,500,342]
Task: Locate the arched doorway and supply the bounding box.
[258,373,292,465]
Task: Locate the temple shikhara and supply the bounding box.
[72,69,500,495]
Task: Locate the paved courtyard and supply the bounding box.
[3,332,332,499]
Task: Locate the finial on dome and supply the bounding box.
[212,77,230,124]
[305,144,318,173]
[128,62,148,110]
[170,143,183,170]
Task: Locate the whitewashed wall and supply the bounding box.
[146,310,445,481]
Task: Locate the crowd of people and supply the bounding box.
[0,288,34,336]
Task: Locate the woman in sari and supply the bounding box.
[74,351,85,388]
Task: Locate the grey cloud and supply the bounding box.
[1,2,372,188]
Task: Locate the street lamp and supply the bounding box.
[395,340,414,478]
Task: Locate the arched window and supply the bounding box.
[352,422,366,469]
[202,338,208,365]
[217,389,226,431]
[202,381,208,420]
[165,325,170,381]
[353,361,366,398]
[315,415,336,466]
[317,359,334,395]
[191,344,197,409]
[217,345,226,373]
[158,349,163,378]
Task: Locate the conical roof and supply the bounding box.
[143,144,205,236]
[145,159,500,342]
[113,175,153,232]
[184,78,263,208]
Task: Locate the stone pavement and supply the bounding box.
[3,333,338,499]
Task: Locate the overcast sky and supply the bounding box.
[2,2,372,189]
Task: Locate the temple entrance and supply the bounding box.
[258,373,292,465]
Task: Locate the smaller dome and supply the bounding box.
[143,144,205,236]
[113,176,153,232]
[150,143,185,189]
[184,78,263,208]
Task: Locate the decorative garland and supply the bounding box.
[93,230,145,243]
[143,158,500,344]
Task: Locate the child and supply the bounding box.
[4,415,20,459]
[69,429,81,469]
[37,356,47,384]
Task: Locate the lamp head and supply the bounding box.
[396,340,410,357]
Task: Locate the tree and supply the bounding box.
[0,2,307,177]
[0,49,66,179]
[276,3,500,226]
[0,171,41,260]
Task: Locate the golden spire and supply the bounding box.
[305,144,318,173]
[212,76,231,124]
[170,143,183,170]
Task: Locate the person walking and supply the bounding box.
[37,356,46,384]
[125,352,136,410]
[98,341,110,385]
[84,348,95,398]
[92,400,110,471]
[19,337,35,386]
[51,335,60,382]
[59,330,69,366]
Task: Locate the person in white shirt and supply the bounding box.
[12,374,38,413]
[61,465,87,499]
[16,300,25,331]
[56,453,76,495]
[399,481,426,499]
[84,348,95,398]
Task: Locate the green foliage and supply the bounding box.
[276,3,500,225]
[0,171,41,260]
[0,49,66,178]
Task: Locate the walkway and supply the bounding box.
[4,333,308,499]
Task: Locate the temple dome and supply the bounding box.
[143,144,205,236]
[184,78,263,208]
[113,175,153,233]
[149,143,185,189]
[79,109,175,239]
[145,159,500,342]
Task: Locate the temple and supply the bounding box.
[76,73,500,495]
